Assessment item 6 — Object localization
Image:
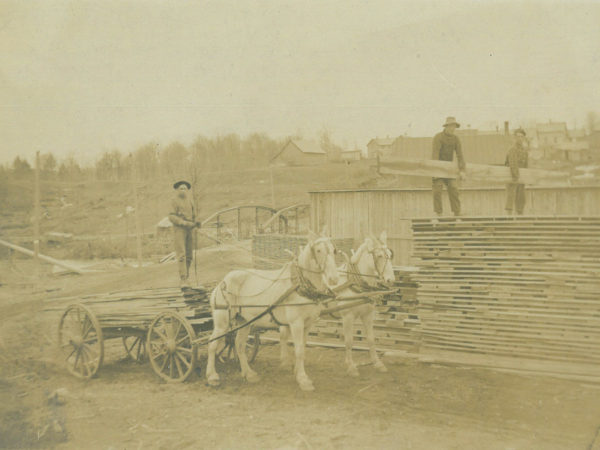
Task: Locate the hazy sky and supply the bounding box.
[1,0,599,164]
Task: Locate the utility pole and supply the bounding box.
[132,155,143,268]
[269,165,276,209]
[34,151,41,275]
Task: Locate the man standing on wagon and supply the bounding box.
[169,180,201,288]
[505,128,529,215]
[431,116,466,216]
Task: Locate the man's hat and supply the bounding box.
[173,180,191,190]
[514,128,526,137]
[443,117,460,128]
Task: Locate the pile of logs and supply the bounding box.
[411,216,600,372]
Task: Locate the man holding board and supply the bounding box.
[431,116,466,216]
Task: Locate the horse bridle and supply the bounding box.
[367,244,394,283]
[296,238,336,297]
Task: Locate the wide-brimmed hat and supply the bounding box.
[173,180,191,190]
[514,128,526,137]
[443,117,460,128]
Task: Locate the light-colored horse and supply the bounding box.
[206,229,339,391]
[280,231,395,376]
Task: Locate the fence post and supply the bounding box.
[216,214,220,243]
[34,151,40,275]
[237,207,242,240]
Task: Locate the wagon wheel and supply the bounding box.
[122,335,146,362]
[58,304,104,379]
[217,330,261,364]
[147,312,197,382]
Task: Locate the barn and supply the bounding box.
[271,139,327,166]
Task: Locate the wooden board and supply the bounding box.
[378,158,570,184]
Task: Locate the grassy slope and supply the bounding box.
[1,160,431,259]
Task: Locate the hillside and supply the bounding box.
[0,160,430,261]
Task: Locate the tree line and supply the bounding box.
[1,132,287,182]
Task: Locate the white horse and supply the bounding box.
[280,231,395,376]
[206,229,339,391]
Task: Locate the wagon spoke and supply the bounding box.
[173,321,182,340]
[151,348,168,361]
[152,328,169,343]
[169,355,174,379]
[173,353,183,378]
[175,352,191,369]
[65,346,77,361]
[158,353,169,372]
[176,335,190,345]
[135,339,144,361]
[176,346,192,354]
[81,317,92,338]
[73,349,82,373]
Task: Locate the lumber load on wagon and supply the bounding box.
[378,158,569,184]
[46,285,215,330]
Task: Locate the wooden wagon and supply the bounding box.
[57,286,260,382]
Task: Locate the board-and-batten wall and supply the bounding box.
[309,186,600,265]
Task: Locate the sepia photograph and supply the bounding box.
[1,1,600,448]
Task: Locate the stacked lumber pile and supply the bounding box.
[47,286,214,331]
[411,217,600,370]
[308,268,421,351]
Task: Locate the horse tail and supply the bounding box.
[210,280,229,311]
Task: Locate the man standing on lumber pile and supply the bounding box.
[432,116,466,216]
[169,180,202,288]
[505,128,529,215]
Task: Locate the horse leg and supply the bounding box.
[289,319,314,391]
[279,325,293,369]
[206,310,228,386]
[235,325,259,383]
[342,312,359,377]
[362,310,387,372]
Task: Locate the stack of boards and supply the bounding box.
[308,268,420,351]
[411,216,600,379]
[48,286,215,331]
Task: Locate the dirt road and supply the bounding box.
[1,249,600,449]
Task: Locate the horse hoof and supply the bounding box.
[207,376,220,387]
[245,371,260,383]
[279,361,293,370]
[347,367,360,377]
[374,362,388,373]
[299,381,315,392]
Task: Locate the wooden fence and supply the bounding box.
[310,186,600,265]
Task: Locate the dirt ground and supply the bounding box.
[1,246,600,449]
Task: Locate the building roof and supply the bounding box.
[270,139,326,162]
[367,137,395,146]
[157,216,173,228]
[288,139,325,154]
[569,129,587,138]
[341,149,362,154]
[556,141,590,151]
[537,122,567,134]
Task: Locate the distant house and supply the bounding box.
[537,122,568,147]
[271,140,327,166]
[366,137,395,159]
[587,129,600,151]
[340,149,362,162]
[569,129,587,142]
[552,141,591,162]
